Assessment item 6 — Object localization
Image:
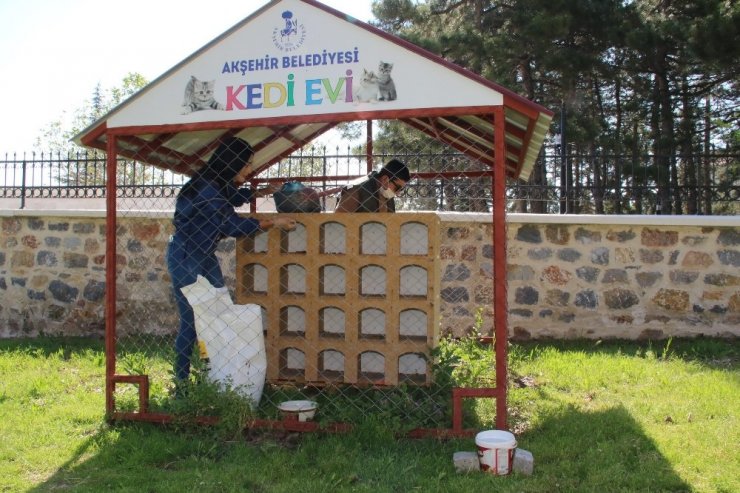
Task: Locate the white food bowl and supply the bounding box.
[278,400,318,422]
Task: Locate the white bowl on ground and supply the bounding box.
[278,400,318,422]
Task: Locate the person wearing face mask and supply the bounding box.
[334,159,410,213]
[167,137,296,384]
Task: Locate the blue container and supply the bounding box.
[273,182,322,213]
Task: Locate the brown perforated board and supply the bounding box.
[235,212,441,386]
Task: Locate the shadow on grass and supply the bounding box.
[516,404,693,492]
[0,335,177,370]
[512,337,739,371]
[30,406,693,492]
[0,335,104,358]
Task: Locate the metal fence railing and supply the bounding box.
[4,128,737,437]
[1,146,738,214]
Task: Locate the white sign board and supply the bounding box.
[107,0,502,128]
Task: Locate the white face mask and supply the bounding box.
[380,187,396,200]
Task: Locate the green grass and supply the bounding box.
[0,337,737,492]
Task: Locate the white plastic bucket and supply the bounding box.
[475,430,517,475]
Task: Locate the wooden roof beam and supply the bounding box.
[402,118,494,167]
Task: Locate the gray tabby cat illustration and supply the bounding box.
[377,61,397,101]
[181,76,225,114]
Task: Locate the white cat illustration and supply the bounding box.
[353,69,379,104]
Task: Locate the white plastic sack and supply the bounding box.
[180,275,266,406]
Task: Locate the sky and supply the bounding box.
[0,0,376,153]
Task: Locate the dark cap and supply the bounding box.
[380,159,410,182]
[201,137,254,185]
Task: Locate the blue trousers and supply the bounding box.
[167,238,225,381]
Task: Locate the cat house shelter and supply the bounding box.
[75,0,552,436]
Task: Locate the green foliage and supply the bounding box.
[35,72,148,154]
[32,72,151,188]
[433,311,494,389]
[372,0,739,214]
[430,311,499,428]
[166,357,256,441]
[168,380,256,442]
[119,350,150,376]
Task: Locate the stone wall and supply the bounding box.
[0,213,108,337]
[437,213,740,340]
[1,210,738,340]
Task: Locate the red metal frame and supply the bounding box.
[105,136,117,418]
[82,104,539,183]
[493,107,509,430]
[107,383,499,438]
[366,119,373,173]
[103,112,511,436]
[87,0,557,435]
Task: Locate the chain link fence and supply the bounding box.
[4,120,737,433]
[104,121,504,435]
[3,144,737,215]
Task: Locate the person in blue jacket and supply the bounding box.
[167,137,295,383]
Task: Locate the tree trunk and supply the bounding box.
[593,143,604,214]
[680,78,697,214]
[614,75,623,214]
[654,49,674,215]
[703,95,712,215]
[633,120,644,214]
[529,152,547,214]
[655,73,674,214]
